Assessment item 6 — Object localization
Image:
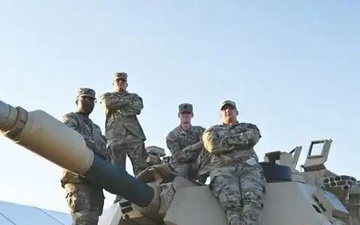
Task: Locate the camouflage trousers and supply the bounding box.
[108,140,148,176]
[170,161,198,179]
[196,149,211,183]
[170,161,208,184]
[64,183,104,225]
[210,166,266,225]
[108,139,149,202]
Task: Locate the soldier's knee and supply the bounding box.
[213,186,242,211]
[132,143,148,158]
[65,187,90,213]
[242,191,264,210]
[197,174,208,184]
[170,164,188,177]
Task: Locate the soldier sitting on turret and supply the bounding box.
[61,88,108,225]
[202,100,266,225]
[166,103,208,183]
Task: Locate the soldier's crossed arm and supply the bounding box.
[183,127,206,152]
[127,94,144,115]
[99,92,128,111]
[62,113,79,131]
[183,142,203,152]
[235,123,261,147]
[202,126,233,154]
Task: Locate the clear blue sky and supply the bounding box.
[0,1,359,213]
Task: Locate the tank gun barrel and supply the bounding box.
[0,100,14,128]
[0,100,154,207]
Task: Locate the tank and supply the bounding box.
[0,99,359,225]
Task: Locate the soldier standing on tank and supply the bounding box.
[61,88,108,225]
[166,103,208,183]
[99,72,148,203]
[202,100,266,225]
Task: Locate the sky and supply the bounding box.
[0,0,359,213]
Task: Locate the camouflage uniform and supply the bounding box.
[196,146,212,183]
[166,103,207,182]
[202,101,266,225]
[99,72,148,176]
[61,88,107,225]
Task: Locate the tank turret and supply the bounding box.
[1,99,360,225]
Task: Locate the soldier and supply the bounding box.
[166,103,207,182]
[202,100,266,225]
[61,88,108,225]
[99,72,148,203]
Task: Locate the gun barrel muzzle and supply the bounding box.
[0,100,13,129]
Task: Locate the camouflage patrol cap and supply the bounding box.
[113,72,127,81]
[76,88,96,99]
[220,100,237,110]
[179,103,193,113]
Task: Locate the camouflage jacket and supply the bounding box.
[61,112,108,187]
[202,122,262,172]
[99,91,146,143]
[166,125,206,163]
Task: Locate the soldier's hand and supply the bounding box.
[173,152,182,161]
[173,152,187,162]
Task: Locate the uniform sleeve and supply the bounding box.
[183,142,203,152]
[94,125,106,143]
[224,123,261,148]
[100,134,112,162]
[238,123,261,146]
[183,127,206,152]
[166,132,182,156]
[202,126,233,154]
[99,92,128,111]
[62,113,78,131]
[128,94,143,115]
[100,93,144,116]
[166,131,189,162]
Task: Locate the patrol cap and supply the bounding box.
[220,100,237,110]
[76,88,96,100]
[113,72,127,81]
[179,103,193,113]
